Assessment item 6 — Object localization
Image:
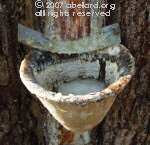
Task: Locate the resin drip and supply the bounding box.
[58,79,105,95]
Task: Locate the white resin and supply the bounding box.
[58,79,105,96]
[34,60,100,91]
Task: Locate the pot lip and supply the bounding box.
[20,44,135,104]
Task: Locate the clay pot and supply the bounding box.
[20,44,135,132]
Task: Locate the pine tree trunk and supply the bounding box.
[0,1,44,145]
[0,0,150,145]
[98,1,150,144]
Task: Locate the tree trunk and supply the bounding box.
[0,1,44,145]
[98,1,150,144]
[0,0,150,145]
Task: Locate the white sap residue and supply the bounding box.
[58,79,105,95]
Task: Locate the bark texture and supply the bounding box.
[0,0,150,145]
[98,0,150,145]
[0,1,44,145]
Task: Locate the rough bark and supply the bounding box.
[0,1,44,145]
[0,0,150,145]
[98,0,150,145]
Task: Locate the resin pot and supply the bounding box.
[20,44,135,132]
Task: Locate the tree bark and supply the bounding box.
[98,1,150,144]
[0,1,44,145]
[0,0,150,145]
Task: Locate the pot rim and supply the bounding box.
[20,44,135,104]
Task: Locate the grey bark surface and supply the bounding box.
[0,0,150,145]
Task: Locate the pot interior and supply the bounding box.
[29,45,133,96]
[58,79,106,95]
